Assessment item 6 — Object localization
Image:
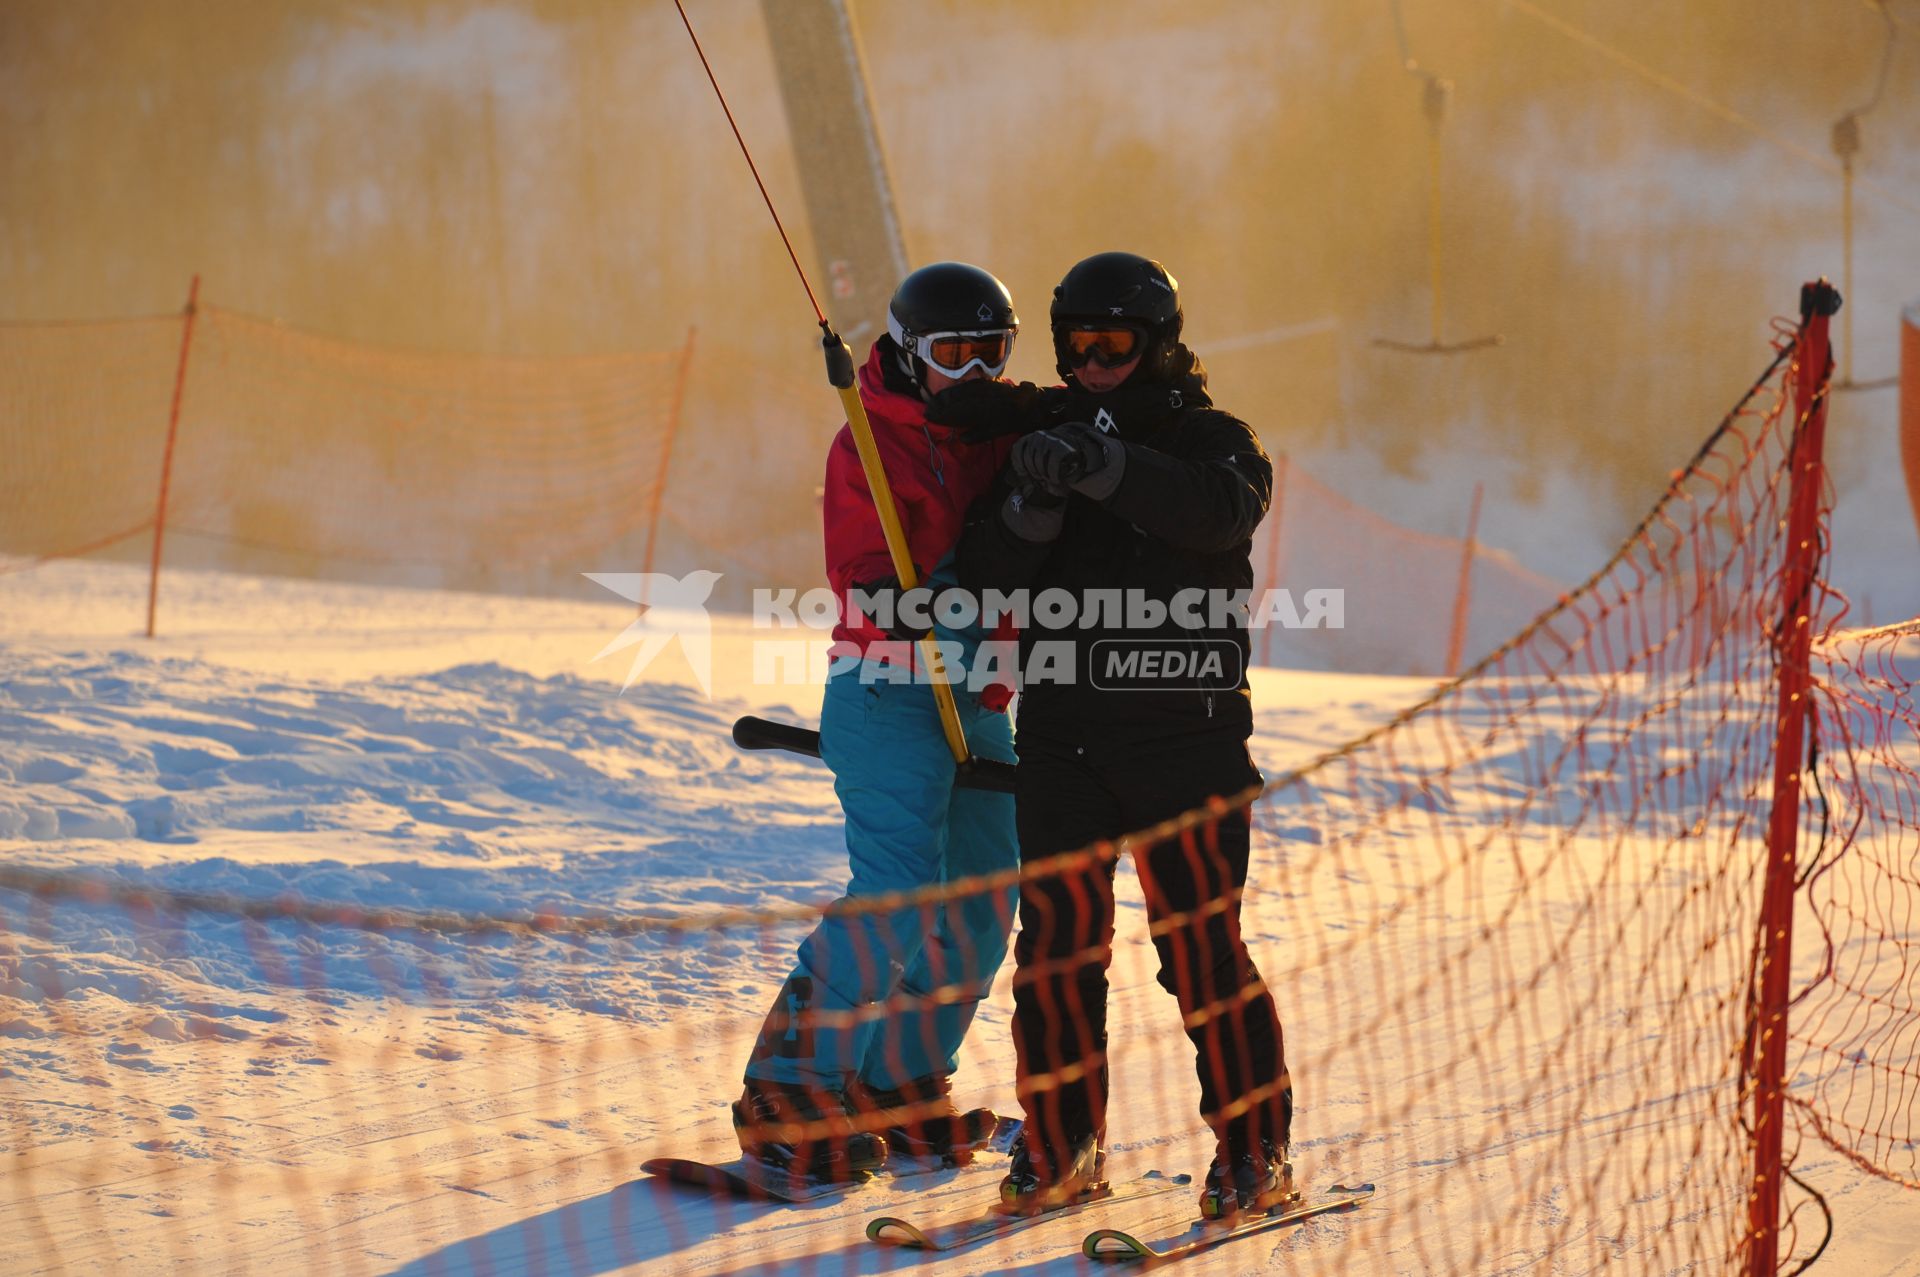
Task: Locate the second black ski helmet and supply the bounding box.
[1049,252,1183,381]
[885,262,1019,388]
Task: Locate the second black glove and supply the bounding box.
[1010,422,1125,499]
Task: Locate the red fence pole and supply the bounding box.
[1444,480,1484,676]
[146,275,201,639]
[1900,298,1919,547]
[639,326,696,611]
[1744,279,1838,1276]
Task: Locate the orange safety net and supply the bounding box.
[1222,320,1815,1273]
[1796,618,1920,1190]
[4,300,1916,1275]
[0,304,693,595]
[1253,459,1566,676]
[0,316,180,569]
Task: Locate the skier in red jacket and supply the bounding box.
[733,263,1022,1183]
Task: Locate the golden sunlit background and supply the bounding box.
[4,0,1916,620]
[8,12,1920,1274]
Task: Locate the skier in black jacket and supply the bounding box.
[937,252,1293,1221]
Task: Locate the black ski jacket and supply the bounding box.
[954,351,1272,749]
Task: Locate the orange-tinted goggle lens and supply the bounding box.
[926,331,1013,373]
[1063,326,1142,366]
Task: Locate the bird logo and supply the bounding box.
[583,570,723,698]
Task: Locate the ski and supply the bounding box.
[642,1114,1021,1205]
[1081,1181,1376,1265]
[865,1170,1192,1253]
[642,1154,859,1204]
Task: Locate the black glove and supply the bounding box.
[926,379,1058,442]
[1010,422,1126,500]
[850,575,949,642]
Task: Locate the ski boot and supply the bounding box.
[998,1129,1107,1215]
[859,1074,999,1166]
[732,1078,888,1183]
[1199,1139,1296,1221]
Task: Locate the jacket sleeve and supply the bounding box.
[822,428,909,593]
[955,470,1055,594]
[1100,411,1273,553]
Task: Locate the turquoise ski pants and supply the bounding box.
[743,663,1018,1093]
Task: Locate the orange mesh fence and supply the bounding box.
[2,298,1560,673]
[166,306,688,586]
[1224,321,1811,1274]
[1211,299,1913,1273]
[0,856,1048,1274]
[1254,457,1566,676]
[0,317,181,569]
[5,293,1917,1275]
[1,301,692,598]
[1796,618,1920,1189]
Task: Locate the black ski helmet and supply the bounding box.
[1050,251,1183,382]
[885,262,1018,389]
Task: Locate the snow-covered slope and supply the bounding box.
[3,559,1916,1275]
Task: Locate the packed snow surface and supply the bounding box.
[2,560,1917,1275]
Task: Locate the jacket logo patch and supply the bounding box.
[1094,408,1118,434]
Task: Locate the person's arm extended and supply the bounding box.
[1098,413,1272,553]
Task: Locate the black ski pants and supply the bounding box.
[1008,730,1291,1175]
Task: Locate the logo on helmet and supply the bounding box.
[977,303,994,323]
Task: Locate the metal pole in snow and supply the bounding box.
[146,275,201,639]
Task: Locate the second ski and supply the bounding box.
[866,1170,1192,1253]
[1082,1181,1376,1265]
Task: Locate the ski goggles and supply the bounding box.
[894,326,1017,378]
[1057,323,1145,368]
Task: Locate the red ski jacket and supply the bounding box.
[823,344,1016,706]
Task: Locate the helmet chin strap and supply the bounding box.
[895,346,922,388]
[898,353,943,404]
